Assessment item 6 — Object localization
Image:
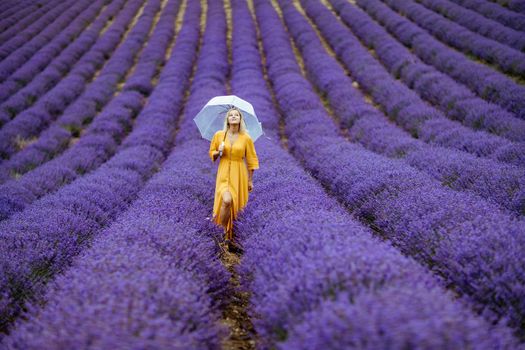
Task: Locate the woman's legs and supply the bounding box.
[220,190,233,239]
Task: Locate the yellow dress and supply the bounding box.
[209,130,259,236]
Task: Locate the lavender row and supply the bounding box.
[122,0,182,96]
[322,0,525,141]
[239,143,518,349]
[4,209,226,349]
[0,0,162,167]
[448,0,525,31]
[2,1,231,345]
[0,1,179,219]
[357,0,525,119]
[3,147,227,348]
[0,0,31,20]
[417,0,525,51]
[0,0,145,158]
[490,0,525,13]
[0,0,89,75]
[0,0,126,131]
[4,8,230,345]
[231,1,519,348]
[0,90,143,221]
[328,0,525,142]
[381,0,525,77]
[0,0,34,13]
[0,0,178,186]
[0,0,112,106]
[305,0,525,167]
[173,2,229,146]
[0,0,199,332]
[0,0,19,13]
[0,0,61,54]
[256,0,525,335]
[0,0,134,120]
[0,1,43,41]
[281,0,524,215]
[0,0,181,218]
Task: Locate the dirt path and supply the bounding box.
[219,244,257,350]
[218,0,258,347]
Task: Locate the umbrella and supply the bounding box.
[193,95,264,143]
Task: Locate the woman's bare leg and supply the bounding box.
[220,191,233,235]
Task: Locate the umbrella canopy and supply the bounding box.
[193,95,263,142]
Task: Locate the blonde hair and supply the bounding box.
[223,107,249,134]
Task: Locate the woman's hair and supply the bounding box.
[223,106,249,134]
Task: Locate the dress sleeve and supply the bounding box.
[209,132,219,161]
[245,135,259,170]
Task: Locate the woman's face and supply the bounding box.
[227,109,241,125]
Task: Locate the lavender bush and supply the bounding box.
[0,0,178,189]
[0,0,145,156]
[304,0,525,167]
[2,139,229,347]
[230,1,520,348]
[0,0,118,106]
[0,2,47,41]
[356,0,525,119]
[379,0,525,77]
[447,0,525,31]
[254,0,525,336]
[325,0,525,142]
[490,0,525,13]
[0,0,63,55]
[0,0,524,347]
[277,0,525,214]
[0,0,91,77]
[2,1,234,347]
[415,0,525,51]
[0,0,199,332]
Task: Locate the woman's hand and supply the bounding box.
[218,141,225,153]
[248,180,253,192]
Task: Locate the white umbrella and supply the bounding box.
[193,95,264,142]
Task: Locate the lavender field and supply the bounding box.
[0,0,524,348]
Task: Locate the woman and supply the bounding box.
[209,107,259,252]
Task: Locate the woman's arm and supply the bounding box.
[245,136,259,170]
[209,133,218,161]
[248,169,254,191]
[209,132,223,162]
[245,136,258,192]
